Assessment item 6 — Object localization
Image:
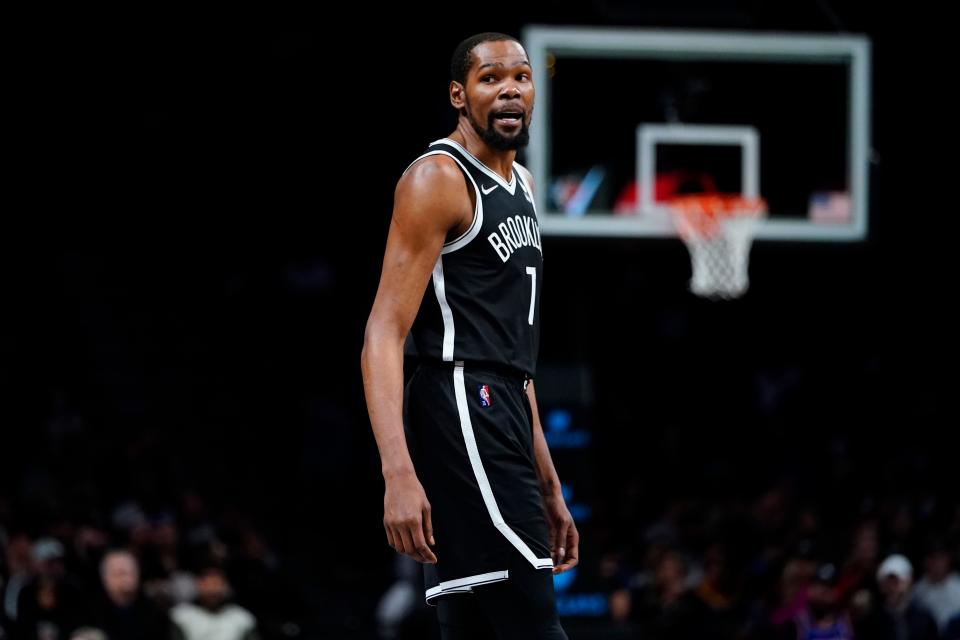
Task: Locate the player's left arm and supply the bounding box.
[527,379,579,575]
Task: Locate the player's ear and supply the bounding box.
[450,81,465,109]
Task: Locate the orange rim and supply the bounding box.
[669,194,767,238]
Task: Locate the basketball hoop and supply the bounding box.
[668,194,767,300]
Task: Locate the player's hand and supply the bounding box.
[383,470,437,564]
[542,491,579,574]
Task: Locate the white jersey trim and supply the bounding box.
[431,138,517,196]
[431,258,455,362]
[513,161,538,215]
[424,570,510,605]
[403,150,484,254]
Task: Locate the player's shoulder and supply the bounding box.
[393,153,471,231]
[397,153,465,197]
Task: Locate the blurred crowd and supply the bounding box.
[600,487,960,640]
[0,495,289,640]
[0,389,304,640]
[4,315,955,640]
[374,484,960,640]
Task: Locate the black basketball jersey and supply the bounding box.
[406,138,543,377]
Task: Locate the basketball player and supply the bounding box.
[361,33,577,638]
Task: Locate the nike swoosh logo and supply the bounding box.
[481,184,498,195]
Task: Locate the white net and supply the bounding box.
[670,196,767,300]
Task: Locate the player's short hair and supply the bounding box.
[450,32,520,85]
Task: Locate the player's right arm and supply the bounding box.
[361,156,472,565]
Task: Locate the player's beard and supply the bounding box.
[465,103,530,151]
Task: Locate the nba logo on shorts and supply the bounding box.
[478,384,492,407]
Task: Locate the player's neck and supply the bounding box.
[449,125,516,182]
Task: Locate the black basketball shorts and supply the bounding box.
[436,550,568,639]
[403,360,555,605]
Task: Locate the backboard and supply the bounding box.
[522,26,871,241]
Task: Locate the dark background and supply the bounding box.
[2,2,955,638]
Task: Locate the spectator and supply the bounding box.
[632,548,696,640]
[837,521,881,605]
[138,513,196,610]
[170,566,259,640]
[913,540,960,634]
[790,563,854,640]
[2,535,35,630]
[769,544,818,628]
[686,543,745,640]
[89,549,169,640]
[856,554,939,640]
[13,537,86,640]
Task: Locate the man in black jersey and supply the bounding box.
[362,32,577,639]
